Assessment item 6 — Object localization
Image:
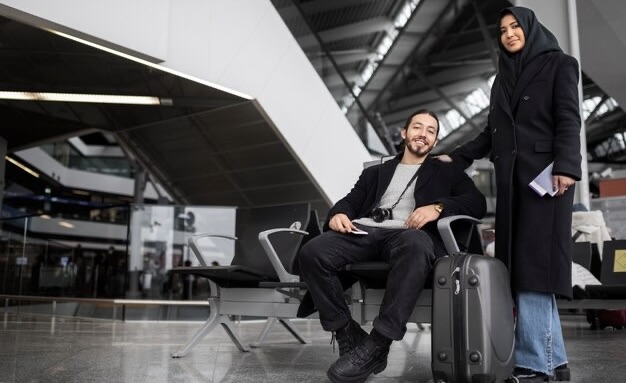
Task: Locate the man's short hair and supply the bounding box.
[402,109,440,137]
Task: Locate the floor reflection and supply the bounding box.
[0,313,624,382]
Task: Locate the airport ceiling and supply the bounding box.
[1,0,624,214]
[0,5,325,212]
[274,0,625,159]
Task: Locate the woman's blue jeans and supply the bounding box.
[515,290,568,375]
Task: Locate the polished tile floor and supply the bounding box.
[1,312,624,382]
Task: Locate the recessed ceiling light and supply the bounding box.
[0,91,161,105]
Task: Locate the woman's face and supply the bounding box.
[500,14,525,54]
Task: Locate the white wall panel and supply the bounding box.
[0,0,170,61]
[0,0,373,204]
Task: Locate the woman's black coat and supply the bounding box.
[452,51,581,298]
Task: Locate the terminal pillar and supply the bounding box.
[0,137,5,214]
[126,166,146,299]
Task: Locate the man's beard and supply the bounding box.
[404,138,433,157]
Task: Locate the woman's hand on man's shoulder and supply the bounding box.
[435,155,453,163]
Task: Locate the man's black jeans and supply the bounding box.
[298,225,435,341]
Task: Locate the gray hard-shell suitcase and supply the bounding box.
[431,253,515,383]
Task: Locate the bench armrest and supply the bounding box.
[437,215,482,255]
[187,233,237,266]
[258,228,308,283]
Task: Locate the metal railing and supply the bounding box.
[1,294,210,322]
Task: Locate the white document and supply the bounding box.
[529,162,557,197]
[350,228,368,235]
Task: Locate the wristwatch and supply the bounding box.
[433,203,444,214]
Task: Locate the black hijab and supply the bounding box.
[497,6,562,104]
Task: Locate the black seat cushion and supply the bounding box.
[171,265,278,288]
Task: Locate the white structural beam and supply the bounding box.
[297,16,394,49]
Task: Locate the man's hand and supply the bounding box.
[436,154,452,162]
[404,205,441,229]
[328,213,357,233]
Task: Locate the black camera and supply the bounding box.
[370,207,393,223]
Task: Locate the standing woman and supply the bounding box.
[442,6,581,382]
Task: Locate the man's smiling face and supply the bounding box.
[401,113,438,157]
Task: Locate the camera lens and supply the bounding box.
[370,208,393,223]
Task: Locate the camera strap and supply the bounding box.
[387,170,419,210]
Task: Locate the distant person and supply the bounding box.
[95,247,113,297]
[182,260,194,300]
[74,244,88,297]
[30,253,44,293]
[439,6,580,382]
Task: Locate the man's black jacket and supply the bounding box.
[295,154,486,318]
[324,154,487,257]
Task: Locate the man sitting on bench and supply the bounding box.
[298,109,487,383]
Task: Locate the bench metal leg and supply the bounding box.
[249,317,278,348]
[172,301,250,358]
[350,282,365,325]
[219,319,251,352]
[278,318,309,344]
[249,317,309,348]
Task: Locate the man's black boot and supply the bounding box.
[332,319,368,357]
[327,330,391,383]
